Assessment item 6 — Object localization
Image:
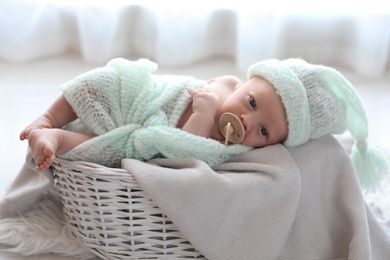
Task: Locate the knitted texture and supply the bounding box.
[247,59,310,147]
[248,58,389,191]
[59,58,252,167]
[248,59,347,147]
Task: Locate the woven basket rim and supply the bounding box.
[54,157,130,178]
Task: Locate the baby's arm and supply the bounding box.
[20,94,78,140]
[181,87,219,138]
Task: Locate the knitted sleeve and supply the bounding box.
[60,58,158,136]
[133,126,253,166]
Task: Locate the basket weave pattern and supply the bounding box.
[52,158,205,259]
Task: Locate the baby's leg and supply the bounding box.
[20,94,78,140]
[28,128,94,171]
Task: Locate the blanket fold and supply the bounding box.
[123,142,301,260]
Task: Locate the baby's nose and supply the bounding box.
[241,114,253,131]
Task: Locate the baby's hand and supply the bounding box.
[186,87,219,118]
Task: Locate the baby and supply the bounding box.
[21,70,288,171]
[20,58,387,191]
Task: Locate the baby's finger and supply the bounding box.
[186,86,195,96]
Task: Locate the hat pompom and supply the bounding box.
[351,140,389,192]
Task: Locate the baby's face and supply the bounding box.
[221,76,288,147]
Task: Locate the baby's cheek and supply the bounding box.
[241,134,263,148]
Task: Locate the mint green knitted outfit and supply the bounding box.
[58,58,251,168]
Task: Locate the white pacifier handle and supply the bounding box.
[219,112,245,145]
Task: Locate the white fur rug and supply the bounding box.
[0,188,94,259]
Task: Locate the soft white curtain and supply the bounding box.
[1,0,389,77]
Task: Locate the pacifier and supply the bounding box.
[219,112,245,146]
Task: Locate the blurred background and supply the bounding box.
[0,0,389,258]
[1,0,389,75]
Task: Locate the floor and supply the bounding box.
[0,54,389,259]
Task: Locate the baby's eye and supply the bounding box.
[261,127,268,137]
[249,97,256,110]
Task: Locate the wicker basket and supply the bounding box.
[52,158,205,260]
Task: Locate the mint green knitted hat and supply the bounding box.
[248,58,389,191]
